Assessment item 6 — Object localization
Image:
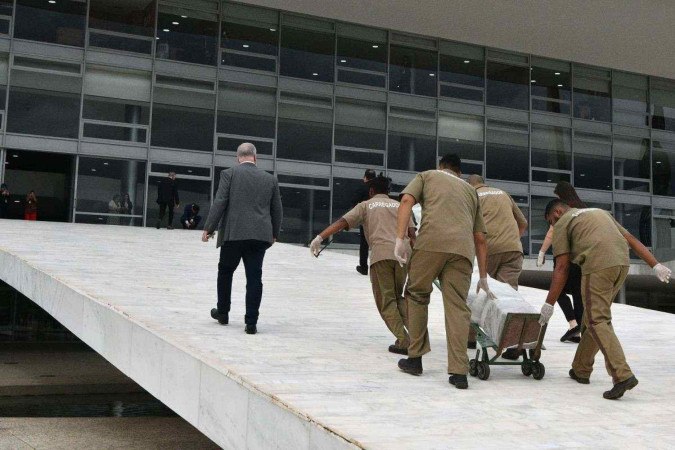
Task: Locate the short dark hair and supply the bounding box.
[544,199,568,218]
[439,154,461,172]
[192,204,200,212]
[367,174,391,195]
[364,169,376,181]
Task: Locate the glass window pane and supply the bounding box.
[531,63,571,114]
[278,185,329,244]
[156,7,218,66]
[277,93,332,163]
[331,176,366,244]
[337,36,386,88]
[0,0,13,35]
[334,98,385,166]
[76,157,146,225]
[613,136,650,193]
[88,0,154,54]
[654,209,675,261]
[438,112,484,163]
[574,75,611,122]
[222,21,278,72]
[531,124,571,173]
[439,50,484,103]
[14,0,86,46]
[146,174,211,229]
[388,108,436,171]
[653,140,675,196]
[486,120,529,182]
[612,73,648,127]
[615,203,652,249]
[389,45,437,97]
[280,27,334,82]
[217,82,275,154]
[651,81,675,132]
[486,61,529,110]
[573,132,612,190]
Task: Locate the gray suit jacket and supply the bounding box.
[205,163,283,247]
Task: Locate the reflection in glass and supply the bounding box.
[653,140,675,197]
[76,157,146,225]
[88,0,155,54]
[14,0,86,46]
[277,93,333,163]
[337,37,387,88]
[222,21,278,72]
[530,64,571,114]
[217,83,275,155]
[331,177,364,245]
[278,185,329,244]
[146,175,211,229]
[486,62,529,110]
[651,81,675,132]
[613,73,648,127]
[486,121,529,182]
[613,137,650,193]
[334,98,386,166]
[389,45,437,97]
[156,8,218,66]
[573,132,612,190]
[653,208,675,262]
[83,97,149,143]
[0,0,13,35]
[530,125,571,183]
[440,53,484,102]
[574,76,611,122]
[438,112,484,164]
[388,108,436,171]
[615,202,651,249]
[280,27,334,82]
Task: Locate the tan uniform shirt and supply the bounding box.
[401,170,486,262]
[342,194,413,266]
[552,208,630,274]
[475,184,526,255]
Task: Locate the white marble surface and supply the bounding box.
[1,220,675,449]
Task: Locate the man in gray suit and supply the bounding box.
[202,143,283,334]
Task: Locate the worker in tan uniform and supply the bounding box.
[394,154,495,390]
[539,200,672,400]
[310,175,416,354]
[467,175,527,290]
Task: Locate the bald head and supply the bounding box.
[467,174,484,187]
[237,142,257,163]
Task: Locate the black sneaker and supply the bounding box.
[245,324,257,335]
[603,376,638,400]
[398,357,422,376]
[568,336,581,344]
[449,374,468,389]
[356,265,368,276]
[388,345,408,355]
[569,369,590,384]
[501,348,520,360]
[560,325,581,342]
[210,308,228,325]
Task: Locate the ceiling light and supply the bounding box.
[163,28,169,32]
[464,60,470,64]
[242,44,249,48]
[155,37,159,40]
[187,169,193,173]
[579,173,585,177]
[372,45,379,48]
[557,84,563,87]
[656,161,662,164]
[91,168,97,172]
[531,80,536,83]
[270,28,276,32]
[340,59,346,63]
[172,21,179,25]
[554,72,561,75]
[48,0,56,3]
[12,154,18,158]
[103,162,109,166]
[312,72,318,76]
[429,73,435,77]
[180,15,187,18]
[626,213,632,216]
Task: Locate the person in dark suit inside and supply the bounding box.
[202,143,283,335]
[352,168,377,275]
[156,171,179,230]
[181,203,201,229]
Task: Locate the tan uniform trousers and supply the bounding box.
[572,266,633,384]
[406,250,473,375]
[370,260,409,348]
[487,251,523,290]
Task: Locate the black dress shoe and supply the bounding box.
[210,308,228,325]
[245,324,257,335]
[388,345,408,355]
[560,325,581,342]
[603,376,638,400]
[501,348,520,360]
[449,374,468,389]
[569,368,590,384]
[398,357,422,375]
[356,265,368,276]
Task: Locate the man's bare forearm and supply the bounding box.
[624,232,658,267]
[318,218,349,240]
[545,254,570,305]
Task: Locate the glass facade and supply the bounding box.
[0,0,672,261]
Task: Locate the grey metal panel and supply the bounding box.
[488,179,530,196]
[530,113,572,128]
[0,37,10,53]
[162,0,218,12]
[438,99,484,116]
[278,77,333,96]
[282,14,334,32]
[256,158,274,172]
[612,125,650,138]
[390,32,437,50]
[572,119,612,134]
[85,50,153,72]
[651,130,675,143]
[485,106,528,123]
[652,196,675,209]
[214,154,237,168]
[613,192,651,205]
[149,147,214,166]
[332,165,366,179]
[219,68,277,87]
[80,141,148,160]
[334,85,386,102]
[5,134,78,154]
[487,49,528,64]
[388,92,436,110]
[275,159,331,177]
[11,39,84,62]
[575,188,613,204]
[154,59,217,81]
[336,23,386,42]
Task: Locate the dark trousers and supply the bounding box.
[557,262,584,324]
[158,202,174,226]
[217,240,269,325]
[359,226,369,268]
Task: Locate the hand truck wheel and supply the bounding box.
[477,361,490,380]
[469,359,478,377]
[532,362,545,380]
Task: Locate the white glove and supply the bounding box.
[394,237,411,267]
[539,303,554,325]
[536,251,546,267]
[310,235,323,257]
[476,277,497,300]
[185,220,190,227]
[653,263,672,283]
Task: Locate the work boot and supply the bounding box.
[210,308,228,325]
[245,324,257,335]
[398,357,422,376]
[449,374,468,389]
[388,345,408,355]
[501,348,520,360]
[603,376,638,400]
[356,265,368,276]
[569,369,590,385]
[560,325,581,343]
